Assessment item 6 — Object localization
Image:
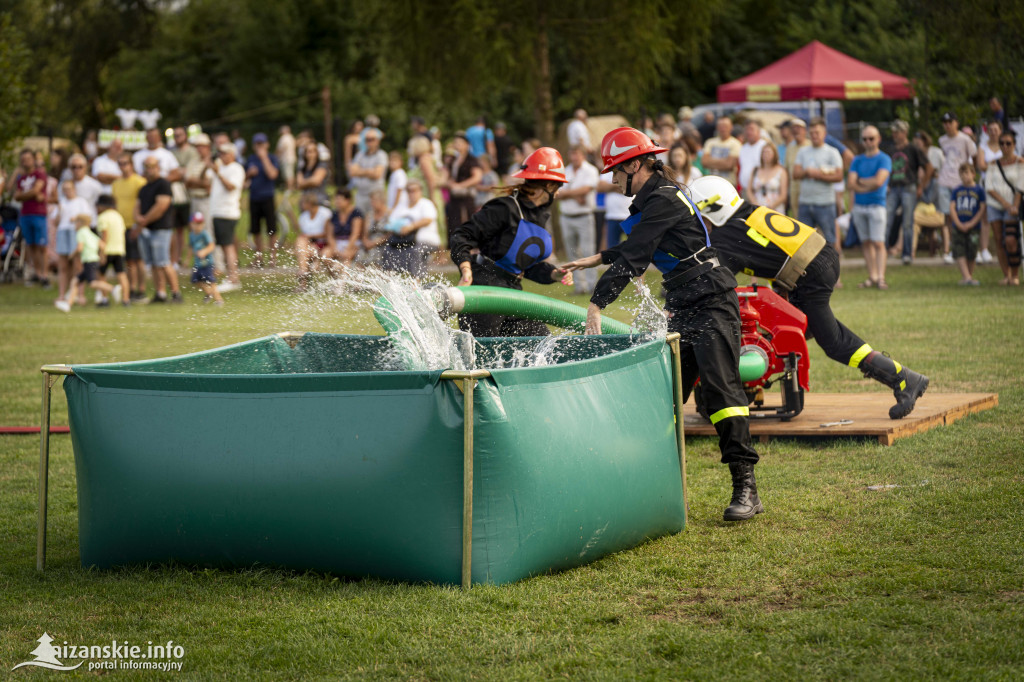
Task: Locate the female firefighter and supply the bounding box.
[560,127,764,522]
[449,147,573,337]
[689,175,929,419]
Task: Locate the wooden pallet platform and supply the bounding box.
[682,392,998,445]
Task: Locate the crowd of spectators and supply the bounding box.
[2,96,1021,310]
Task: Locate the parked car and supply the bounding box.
[691,101,846,141]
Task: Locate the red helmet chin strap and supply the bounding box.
[618,159,639,196]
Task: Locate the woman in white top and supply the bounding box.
[983,131,1023,285]
[747,143,788,214]
[295,191,334,290]
[54,179,92,301]
[409,181,441,275]
[668,144,702,187]
[976,122,1005,263]
[976,121,1004,177]
[380,180,440,278]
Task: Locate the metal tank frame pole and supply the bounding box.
[441,369,491,590]
[37,364,74,572]
[461,376,476,590]
[666,334,688,522]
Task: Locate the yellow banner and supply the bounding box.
[746,84,781,102]
[844,80,883,100]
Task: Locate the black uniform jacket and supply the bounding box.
[591,174,735,308]
[449,194,558,287]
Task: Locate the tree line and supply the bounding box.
[2,0,1021,157]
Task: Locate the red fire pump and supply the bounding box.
[696,284,810,421]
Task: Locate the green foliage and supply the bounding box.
[0,15,35,160]
[4,0,1019,144]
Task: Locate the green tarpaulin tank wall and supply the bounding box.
[57,332,686,586]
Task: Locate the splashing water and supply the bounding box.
[479,333,570,369]
[281,263,665,372]
[338,266,476,371]
[626,279,669,338]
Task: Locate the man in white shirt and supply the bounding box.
[349,130,388,217]
[567,109,592,154]
[133,128,182,180]
[91,139,124,189]
[558,146,599,295]
[207,144,246,290]
[794,118,845,250]
[737,120,767,195]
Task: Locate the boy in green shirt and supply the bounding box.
[55,214,121,312]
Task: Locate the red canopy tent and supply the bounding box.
[717,41,913,103]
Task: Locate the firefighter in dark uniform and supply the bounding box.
[561,127,764,522]
[689,175,929,419]
[449,147,573,337]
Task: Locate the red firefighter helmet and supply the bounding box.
[600,127,667,173]
[512,147,568,183]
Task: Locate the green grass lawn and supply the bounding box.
[2,262,1023,680]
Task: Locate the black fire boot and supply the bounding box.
[723,461,764,521]
[858,351,930,419]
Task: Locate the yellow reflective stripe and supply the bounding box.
[676,190,695,215]
[849,344,873,368]
[900,380,907,391]
[696,193,721,210]
[894,361,902,373]
[746,226,770,247]
[709,406,750,424]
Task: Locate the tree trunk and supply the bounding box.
[532,7,554,144]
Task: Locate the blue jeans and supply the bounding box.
[886,185,917,259]
[606,219,625,248]
[921,179,938,206]
[139,228,172,267]
[797,203,838,245]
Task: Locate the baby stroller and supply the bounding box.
[1,205,26,284]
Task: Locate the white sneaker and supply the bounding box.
[54,299,71,313]
[111,284,122,304]
[95,290,104,304]
[218,281,239,293]
[980,249,994,264]
[942,252,954,264]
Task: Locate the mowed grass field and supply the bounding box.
[1,259,1023,680]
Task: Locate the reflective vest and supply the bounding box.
[741,206,818,257]
[741,206,825,290]
[621,187,712,275]
[493,213,553,275]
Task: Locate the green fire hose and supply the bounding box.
[372,285,768,381]
[373,285,637,335]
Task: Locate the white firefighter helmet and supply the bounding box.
[689,175,744,227]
